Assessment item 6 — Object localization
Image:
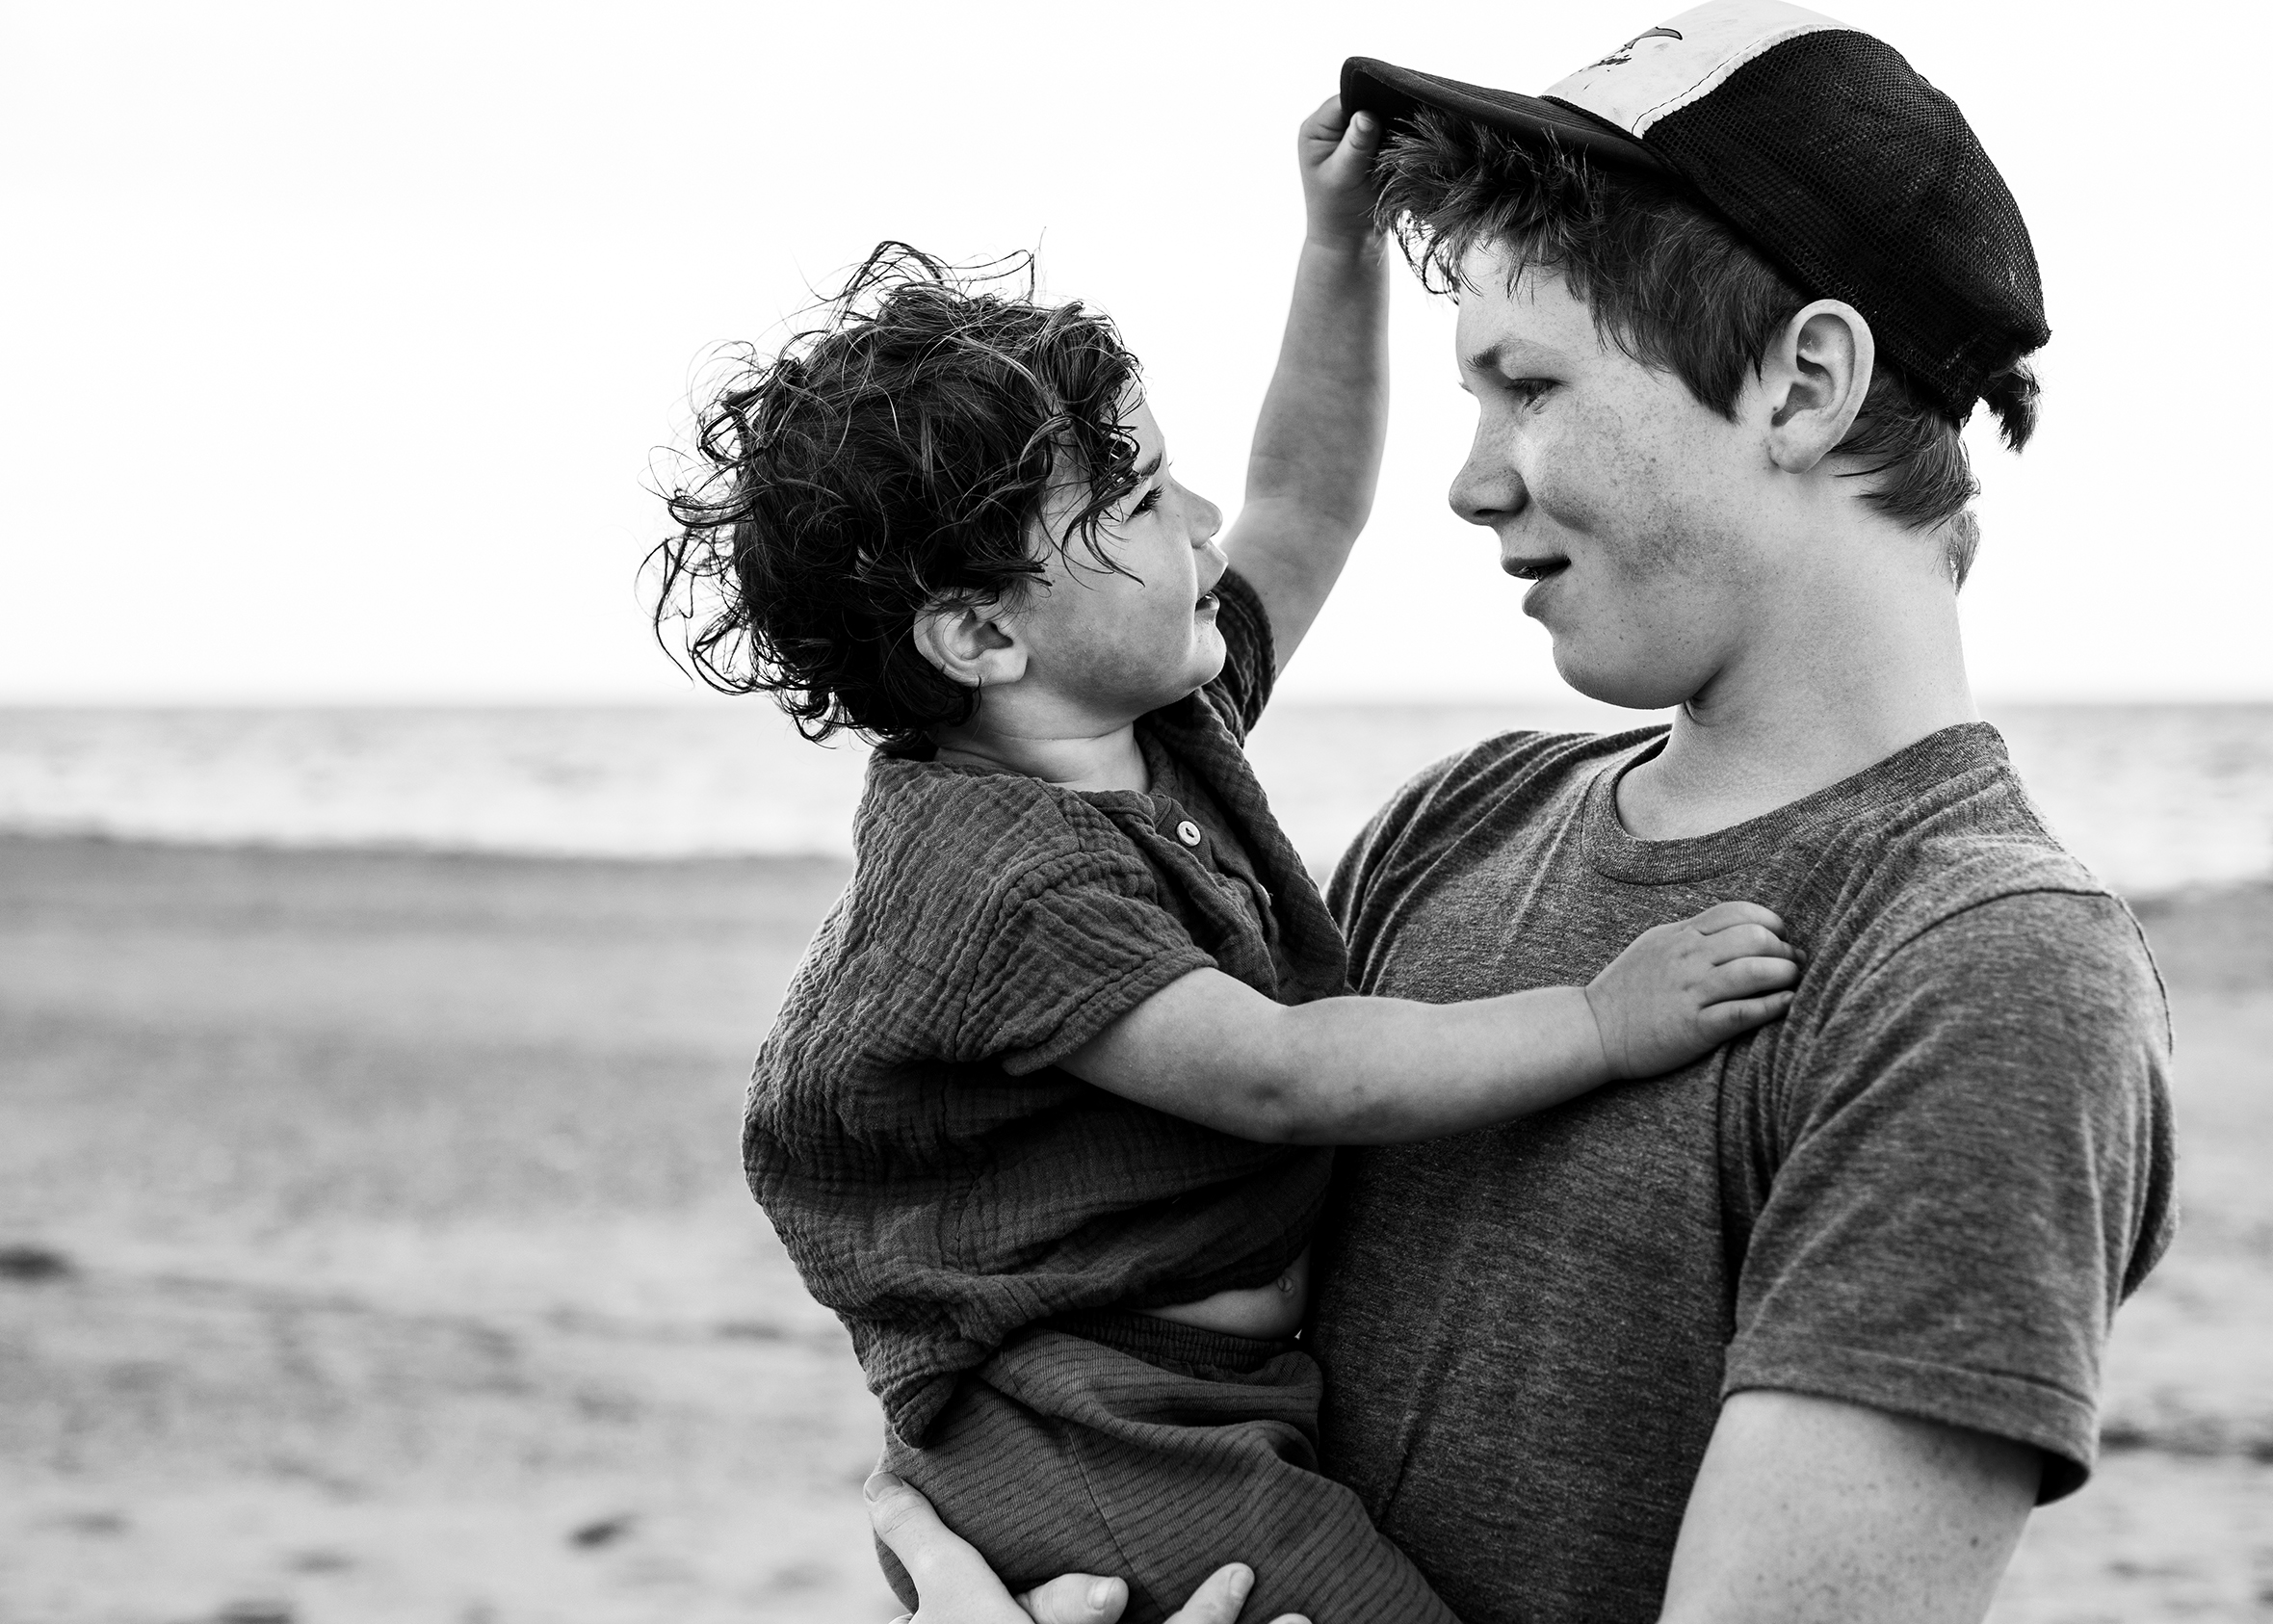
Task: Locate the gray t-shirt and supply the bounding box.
[1312,722,2177,1624]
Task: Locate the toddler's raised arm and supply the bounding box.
[1218,97,1391,673]
[1062,903,1802,1144]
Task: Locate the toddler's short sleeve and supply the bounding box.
[886,816,1218,1078]
[969,855,1217,1074]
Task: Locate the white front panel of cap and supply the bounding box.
[1545,0,1846,137]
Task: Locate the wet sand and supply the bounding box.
[1,836,2266,1622]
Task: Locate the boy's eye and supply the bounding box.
[1506,378,1555,408]
[1131,485,1164,516]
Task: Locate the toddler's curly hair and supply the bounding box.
[650,243,1144,749]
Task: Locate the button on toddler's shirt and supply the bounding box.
[1176,820,1203,848]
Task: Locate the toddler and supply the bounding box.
[653,101,1799,1624]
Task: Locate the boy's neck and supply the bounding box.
[930,714,1151,794]
[1616,538,1978,842]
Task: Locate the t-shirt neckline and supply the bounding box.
[1581,720,2010,885]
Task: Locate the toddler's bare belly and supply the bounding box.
[1137,1246,1309,1341]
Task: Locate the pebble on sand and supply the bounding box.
[568,1513,639,1549]
[0,1243,73,1281]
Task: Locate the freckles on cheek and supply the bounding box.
[1553,409,1697,577]
[1527,416,1624,539]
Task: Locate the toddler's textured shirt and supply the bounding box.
[746,571,1347,1445]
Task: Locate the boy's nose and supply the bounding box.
[1450,430,1528,528]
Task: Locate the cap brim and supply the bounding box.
[1340,57,1671,174]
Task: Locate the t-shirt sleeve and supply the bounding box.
[1200,567,1277,743]
[931,844,1219,1078]
[1724,889,2178,1501]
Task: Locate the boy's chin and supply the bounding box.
[1552,642,1699,712]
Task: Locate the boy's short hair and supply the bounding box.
[652,244,1144,747]
[1376,109,2043,585]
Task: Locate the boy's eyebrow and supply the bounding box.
[1459,339,1559,377]
[1133,452,1163,481]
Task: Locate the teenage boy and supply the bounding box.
[868,5,2177,1622]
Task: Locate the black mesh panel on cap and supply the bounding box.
[1643,30,2049,420]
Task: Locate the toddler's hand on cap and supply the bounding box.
[1296,94,1383,251]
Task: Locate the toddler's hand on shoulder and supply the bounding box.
[1584,902,1802,1080]
[1296,95,1384,251]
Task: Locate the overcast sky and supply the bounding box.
[3,1,2266,705]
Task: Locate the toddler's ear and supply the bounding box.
[913,597,1025,690]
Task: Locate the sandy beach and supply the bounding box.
[2,834,2267,1623]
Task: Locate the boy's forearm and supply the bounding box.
[1659,1393,2037,1624]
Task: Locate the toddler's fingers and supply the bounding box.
[1701,988,1796,1038]
[1299,93,1348,146]
[1708,956,1803,999]
[1690,901,1785,935]
[1338,108,1379,160]
[1019,1574,1129,1624]
[1705,923,1798,964]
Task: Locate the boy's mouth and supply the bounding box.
[1194,589,1220,615]
[1502,556,1568,582]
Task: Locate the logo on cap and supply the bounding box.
[1589,27,1685,70]
[1547,0,1842,137]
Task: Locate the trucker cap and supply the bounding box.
[1341,0,2048,422]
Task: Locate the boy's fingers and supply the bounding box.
[866,1474,1004,1605]
[1163,1563,1255,1624]
[1019,1574,1129,1624]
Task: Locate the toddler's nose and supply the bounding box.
[1186,486,1224,545]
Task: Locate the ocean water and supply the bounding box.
[1,703,2268,897]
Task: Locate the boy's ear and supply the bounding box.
[1759,300,1874,475]
[912,597,1027,690]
